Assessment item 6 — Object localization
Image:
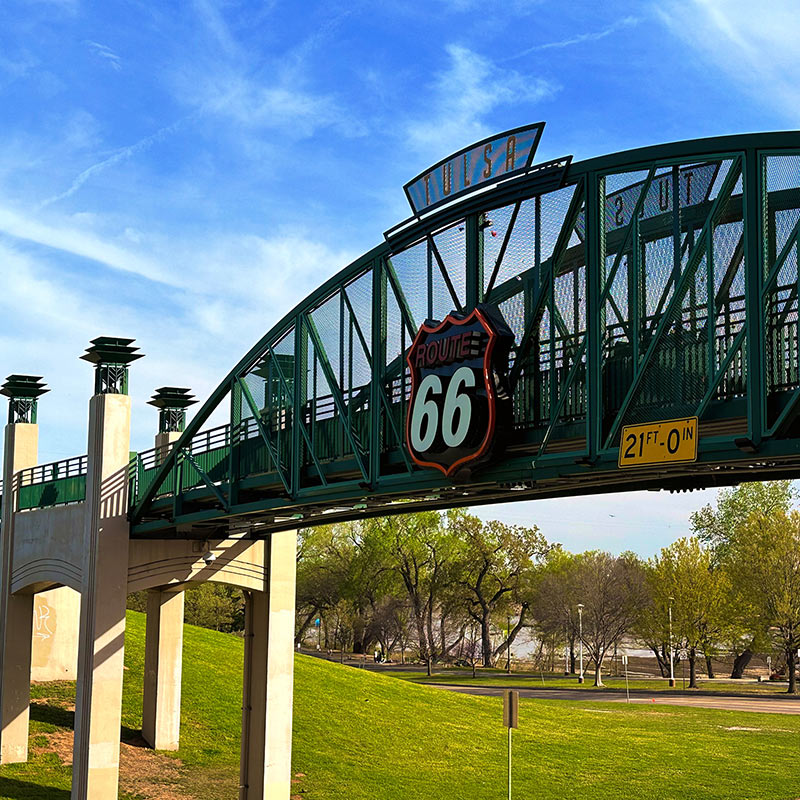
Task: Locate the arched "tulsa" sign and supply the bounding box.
[405,305,514,477]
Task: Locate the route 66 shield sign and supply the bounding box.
[405,304,514,477]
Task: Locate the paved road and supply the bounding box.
[428,684,800,715]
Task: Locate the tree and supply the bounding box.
[727,510,800,693]
[690,481,796,677]
[450,511,549,666]
[184,584,244,632]
[294,525,349,645]
[633,578,678,679]
[530,548,577,674]
[691,481,795,561]
[571,551,647,686]
[369,512,465,676]
[650,537,730,688]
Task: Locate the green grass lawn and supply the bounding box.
[1,612,800,799]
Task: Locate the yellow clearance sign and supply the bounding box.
[618,417,698,469]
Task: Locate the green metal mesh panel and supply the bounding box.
[343,270,373,354]
[765,155,800,409]
[384,267,409,448]
[499,291,527,428]
[483,199,537,294]
[432,220,466,310]
[387,241,426,329]
[715,339,747,401]
[540,185,576,262]
[618,159,740,429]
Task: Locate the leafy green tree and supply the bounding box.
[369,512,465,676]
[727,510,800,693]
[690,480,796,676]
[650,537,730,688]
[691,481,795,561]
[295,525,350,645]
[450,510,548,666]
[529,548,578,673]
[572,551,647,686]
[184,584,244,632]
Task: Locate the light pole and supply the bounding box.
[565,619,570,676]
[668,596,675,688]
[577,603,584,684]
[506,615,511,674]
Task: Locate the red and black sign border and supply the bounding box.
[405,306,501,477]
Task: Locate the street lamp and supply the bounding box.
[506,615,511,674]
[577,603,585,684]
[565,616,570,676]
[668,596,675,688]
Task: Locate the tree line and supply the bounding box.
[127,480,800,693]
[294,481,800,692]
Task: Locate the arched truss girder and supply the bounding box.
[129,131,800,539]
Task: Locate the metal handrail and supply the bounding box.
[17,455,88,487]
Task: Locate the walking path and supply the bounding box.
[428,684,800,714]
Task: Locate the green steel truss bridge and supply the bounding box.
[19,129,800,538]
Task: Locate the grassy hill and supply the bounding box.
[2,611,800,798]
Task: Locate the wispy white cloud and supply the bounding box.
[0,205,171,285]
[657,0,800,121]
[405,44,557,161]
[38,115,191,208]
[170,0,362,139]
[84,41,122,71]
[191,0,240,58]
[504,15,639,60]
[194,71,363,138]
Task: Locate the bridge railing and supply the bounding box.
[16,455,88,511]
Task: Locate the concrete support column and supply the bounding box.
[154,431,180,465]
[0,422,38,764]
[142,588,184,751]
[31,587,81,682]
[239,529,297,800]
[71,393,131,800]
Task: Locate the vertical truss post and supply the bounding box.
[228,380,238,507]
[744,148,766,445]
[586,172,606,458]
[629,213,641,366]
[370,261,387,484]
[532,196,542,423]
[466,213,482,309]
[292,315,308,494]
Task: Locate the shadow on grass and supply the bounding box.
[29,704,74,730]
[0,776,70,799]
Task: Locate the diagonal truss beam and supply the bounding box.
[427,233,464,313]
[484,201,522,297]
[509,180,586,388]
[341,287,414,472]
[304,312,369,482]
[265,341,330,489]
[384,256,419,335]
[237,377,291,495]
[181,448,230,511]
[761,214,800,300]
[603,157,743,449]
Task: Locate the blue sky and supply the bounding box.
[0,0,797,556]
